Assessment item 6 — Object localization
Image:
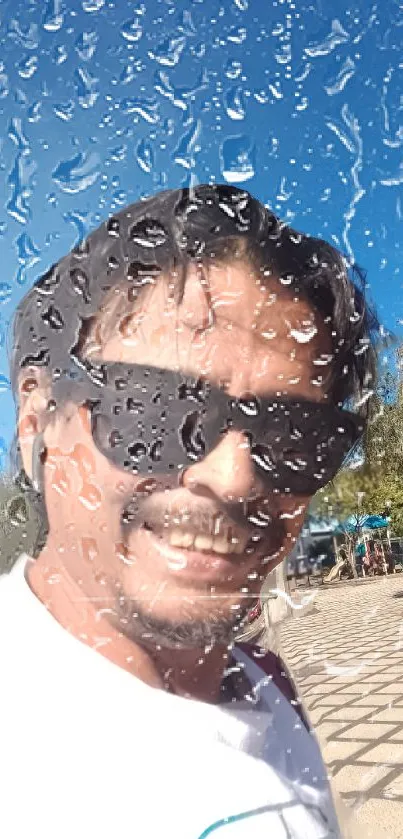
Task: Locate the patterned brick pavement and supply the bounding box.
[279,576,403,837]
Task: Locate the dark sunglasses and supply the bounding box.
[52,361,363,495]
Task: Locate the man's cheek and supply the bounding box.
[280,496,310,526]
[279,499,309,534]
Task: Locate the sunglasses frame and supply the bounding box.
[51,359,364,494]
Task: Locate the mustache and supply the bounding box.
[121,491,286,550]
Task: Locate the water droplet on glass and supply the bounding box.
[74,67,99,109]
[18,55,38,79]
[0,284,12,305]
[220,135,255,183]
[53,101,75,121]
[121,17,143,43]
[149,439,163,462]
[82,0,105,11]
[148,35,186,67]
[305,19,349,58]
[289,458,310,481]
[64,209,90,247]
[125,397,144,414]
[36,265,60,295]
[251,445,275,473]
[106,217,120,237]
[121,96,159,124]
[27,100,42,123]
[52,151,100,193]
[0,70,9,99]
[178,9,196,36]
[227,26,246,44]
[224,86,245,121]
[289,324,318,344]
[128,442,147,463]
[81,538,99,565]
[174,119,201,170]
[115,543,137,567]
[75,31,98,61]
[52,466,71,497]
[154,68,207,111]
[109,144,127,163]
[135,138,154,173]
[8,117,29,151]
[42,305,65,331]
[42,0,64,32]
[325,57,356,96]
[108,255,120,271]
[15,88,28,106]
[70,267,90,302]
[8,18,39,50]
[79,483,102,511]
[225,59,242,80]
[7,151,37,224]
[118,61,137,85]
[53,44,68,65]
[379,166,403,187]
[180,411,205,460]
[14,232,41,285]
[16,232,41,269]
[130,218,167,248]
[237,394,260,417]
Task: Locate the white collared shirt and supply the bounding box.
[0,556,341,838]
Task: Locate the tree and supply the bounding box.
[364,364,403,477]
[312,346,403,563]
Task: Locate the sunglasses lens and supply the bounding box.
[78,363,361,489]
[251,435,348,494]
[179,411,206,461]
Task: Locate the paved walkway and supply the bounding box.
[279,576,403,837]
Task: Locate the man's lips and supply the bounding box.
[120,492,285,579]
[138,525,266,585]
[122,503,265,551]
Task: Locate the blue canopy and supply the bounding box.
[336,514,389,534]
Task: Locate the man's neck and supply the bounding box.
[25,550,230,704]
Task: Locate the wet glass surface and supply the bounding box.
[0,2,402,838]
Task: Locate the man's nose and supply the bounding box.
[181,430,261,502]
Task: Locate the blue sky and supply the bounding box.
[0,0,402,466]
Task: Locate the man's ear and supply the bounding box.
[17,367,52,482]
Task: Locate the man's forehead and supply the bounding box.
[102,261,326,340]
[206,262,324,340]
[95,260,332,390]
[171,261,330,356]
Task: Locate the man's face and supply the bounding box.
[30,261,332,647]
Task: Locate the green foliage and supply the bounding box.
[312,468,373,521]
[0,477,38,573]
[313,468,403,536]
[364,373,403,477]
[312,348,403,538]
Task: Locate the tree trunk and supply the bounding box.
[349,538,358,578]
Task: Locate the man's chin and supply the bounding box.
[115,595,254,650]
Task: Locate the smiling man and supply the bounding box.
[1,185,379,838]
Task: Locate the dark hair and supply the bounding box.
[9,184,382,546]
[10,184,381,409]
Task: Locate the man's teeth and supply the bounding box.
[157,528,247,555]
